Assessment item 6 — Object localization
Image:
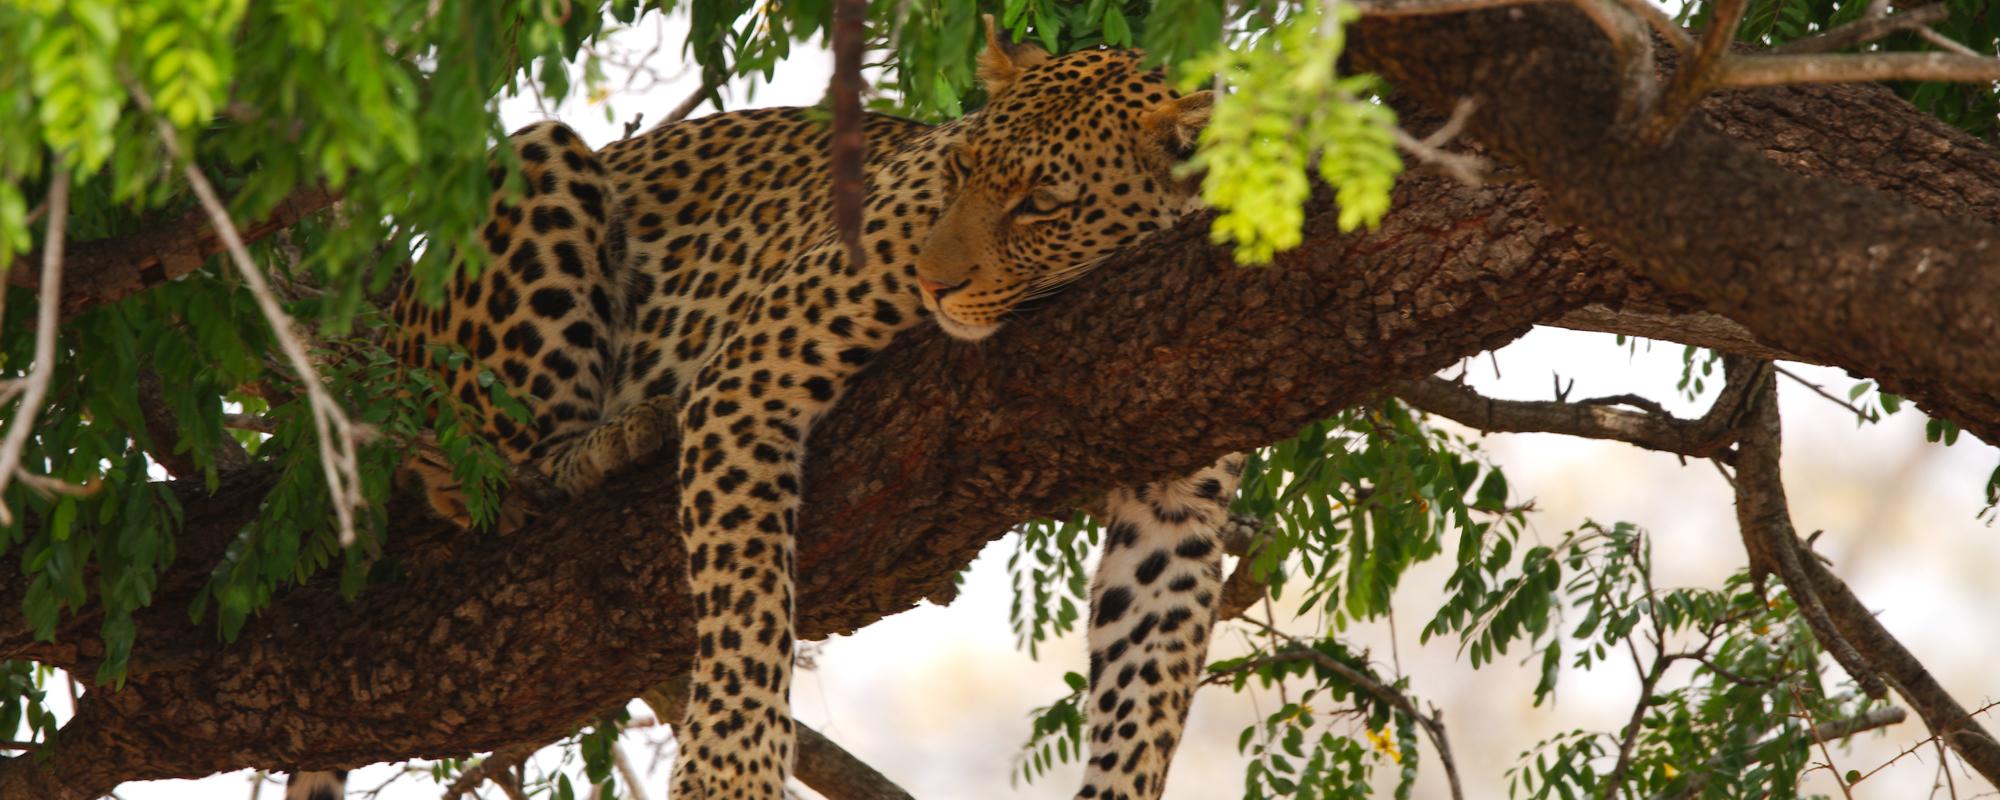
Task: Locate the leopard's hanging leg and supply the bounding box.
[666,341,833,799]
[1077,453,1245,800]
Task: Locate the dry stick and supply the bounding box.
[1392,98,1489,185]
[1774,4,1952,54]
[1395,355,1762,459]
[828,0,868,274]
[793,725,917,800]
[1718,51,2000,86]
[1792,684,1859,800]
[140,93,369,546]
[610,743,651,800]
[0,170,71,527]
[1916,25,1985,57]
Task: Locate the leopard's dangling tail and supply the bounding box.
[285,770,347,800]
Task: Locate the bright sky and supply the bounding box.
[77,9,2000,800]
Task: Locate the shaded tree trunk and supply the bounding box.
[4,15,1999,797]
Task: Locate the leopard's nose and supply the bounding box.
[920,278,970,300]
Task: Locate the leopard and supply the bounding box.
[288,21,1240,800]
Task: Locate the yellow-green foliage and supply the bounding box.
[1177,3,1401,264]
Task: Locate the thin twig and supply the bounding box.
[663,81,713,125]
[1793,684,1859,800]
[1774,364,1873,422]
[0,169,71,528]
[1603,637,1668,798]
[1916,25,1985,57]
[442,745,539,800]
[137,84,370,546]
[612,743,651,800]
[1228,628,1466,800]
[1392,98,1489,185]
[1774,4,1951,54]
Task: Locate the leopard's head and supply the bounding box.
[915,21,1212,341]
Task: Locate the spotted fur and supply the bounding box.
[292,24,1227,800]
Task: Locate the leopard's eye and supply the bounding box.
[1012,187,1071,219]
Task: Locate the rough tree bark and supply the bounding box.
[4,12,1999,798]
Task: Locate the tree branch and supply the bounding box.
[1352,6,2000,445]
[6,185,336,322]
[1719,51,2000,87]
[794,725,916,800]
[1395,356,1764,458]
[1773,4,1952,54]
[1728,364,2000,785]
[7,19,2000,797]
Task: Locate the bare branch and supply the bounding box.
[0,169,72,528]
[1915,25,1985,57]
[135,86,369,547]
[610,743,651,800]
[1774,4,1952,54]
[1395,357,1764,458]
[662,82,713,126]
[1393,98,1489,184]
[794,725,916,800]
[1718,51,2000,87]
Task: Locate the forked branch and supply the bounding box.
[1726,363,2000,786]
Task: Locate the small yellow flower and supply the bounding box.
[1664,763,1680,779]
[1363,724,1402,764]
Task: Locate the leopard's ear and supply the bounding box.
[1142,90,1213,164]
[978,14,1052,97]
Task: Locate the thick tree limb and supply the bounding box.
[1351,7,2000,445]
[7,185,336,321]
[7,22,2000,798]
